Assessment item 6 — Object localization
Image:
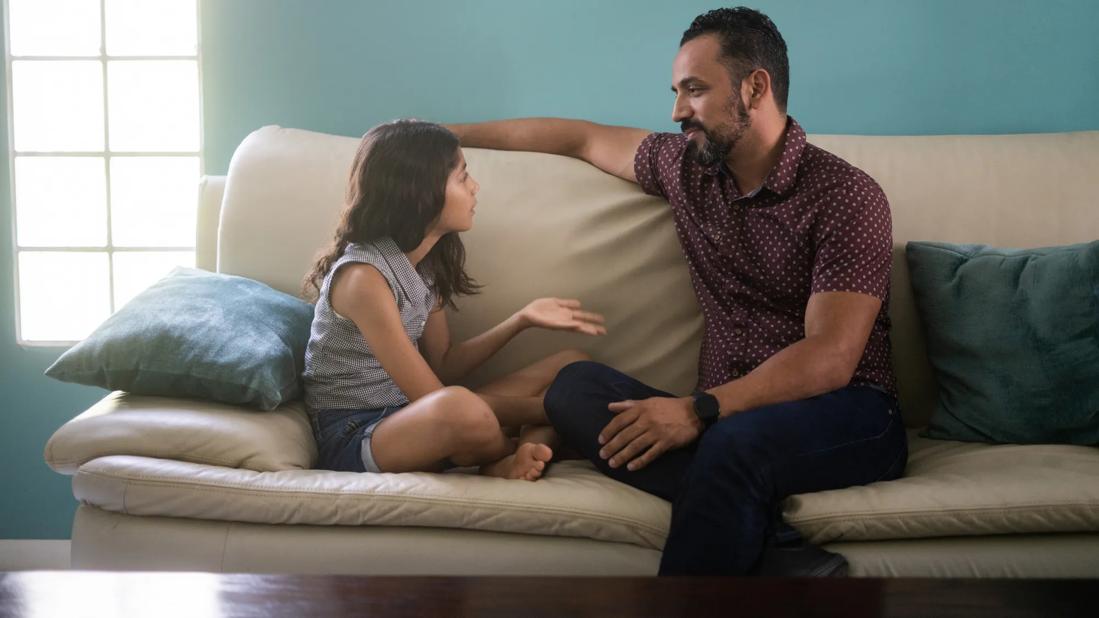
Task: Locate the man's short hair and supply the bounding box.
[681,7,790,112]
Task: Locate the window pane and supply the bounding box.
[12,61,105,152]
[106,0,197,56]
[19,251,111,342]
[110,157,199,247]
[112,251,194,309]
[15,157,108,247]
[9,0,101,56]
[107,60,199,151]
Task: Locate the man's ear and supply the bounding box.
[746,69,772,108]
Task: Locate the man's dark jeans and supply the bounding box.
[543,361,908,575]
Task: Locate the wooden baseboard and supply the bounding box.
[0,540,71,570]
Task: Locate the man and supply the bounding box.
[447,7,907,576]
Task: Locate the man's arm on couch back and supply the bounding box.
[445,118,650,183]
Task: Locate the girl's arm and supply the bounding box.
[420,297,606,385]
[331,263,443,402]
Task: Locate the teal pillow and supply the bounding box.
[46,267,314,410]
[906,240,1099,445]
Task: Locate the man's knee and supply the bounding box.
[555,359,605,384]
[543,360,608,422]
[550,348,592,368]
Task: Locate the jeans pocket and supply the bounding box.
[336,419,362,449]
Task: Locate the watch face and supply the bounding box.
[694,392,719,420]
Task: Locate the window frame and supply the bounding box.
[3,0,205,346]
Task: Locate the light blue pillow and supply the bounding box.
[907,240,1099,445]
[46,267,314,410]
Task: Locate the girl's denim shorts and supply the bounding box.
[310,406,404,473]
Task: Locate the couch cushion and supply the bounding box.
[63,421,1099,548]
[72,505,662,575]
[784,432,1099,544]
[825,533,1099,578]
[906,240,1099,445]
[45,267,315,411]
[71,455,671,550]
[45,392,316,474]
[55,391,670,549]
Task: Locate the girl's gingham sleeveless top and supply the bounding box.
[303,238,436,411]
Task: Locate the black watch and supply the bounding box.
[691,391,720,430]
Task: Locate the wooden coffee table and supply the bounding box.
[1,572,1095,617]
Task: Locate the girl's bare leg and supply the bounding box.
[477,349,592,400]
[476,393,546,427]
[474,349,591,463]
[369,386,548,479]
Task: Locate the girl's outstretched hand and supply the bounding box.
[519,298,607,336]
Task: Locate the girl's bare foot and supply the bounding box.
[481,442,554,481]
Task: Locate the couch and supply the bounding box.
[45,125,1099,577]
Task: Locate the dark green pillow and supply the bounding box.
[46,267,314,410]
[906,240,1099,445]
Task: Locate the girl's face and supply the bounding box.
[435,149,480,234]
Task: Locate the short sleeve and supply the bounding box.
[811,180,893,301]
[338,252,402,307]
[634,132,687,199]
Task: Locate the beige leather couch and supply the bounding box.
[46,126,1099,577]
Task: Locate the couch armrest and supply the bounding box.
[196,175,226,272]
[44,392,316,475]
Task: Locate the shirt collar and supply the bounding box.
[701,116,806,198]
[762,116,805,196]
[371,237,431,303]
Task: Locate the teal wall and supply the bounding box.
[3,0,1098,538]
[1,6,121,539]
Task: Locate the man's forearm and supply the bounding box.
[446,118,591,158]
[708,335,859,417]
[448,118,649,183]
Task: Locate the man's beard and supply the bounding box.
[684,95,752,167]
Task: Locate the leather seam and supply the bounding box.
[789,503,1099,524]
[219,521,232,572]
[51,453,307,472]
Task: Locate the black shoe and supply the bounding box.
[749,541,849,577]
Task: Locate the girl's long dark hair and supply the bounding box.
[304,119,480,308]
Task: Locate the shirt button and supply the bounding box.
[733,327,745,336]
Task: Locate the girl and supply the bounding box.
[303,119,605,481]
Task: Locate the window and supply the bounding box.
[4,0,201,344]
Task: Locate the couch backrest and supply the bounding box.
[216,126,1099,426]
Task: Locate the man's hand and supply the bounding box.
[598,396,703,471]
